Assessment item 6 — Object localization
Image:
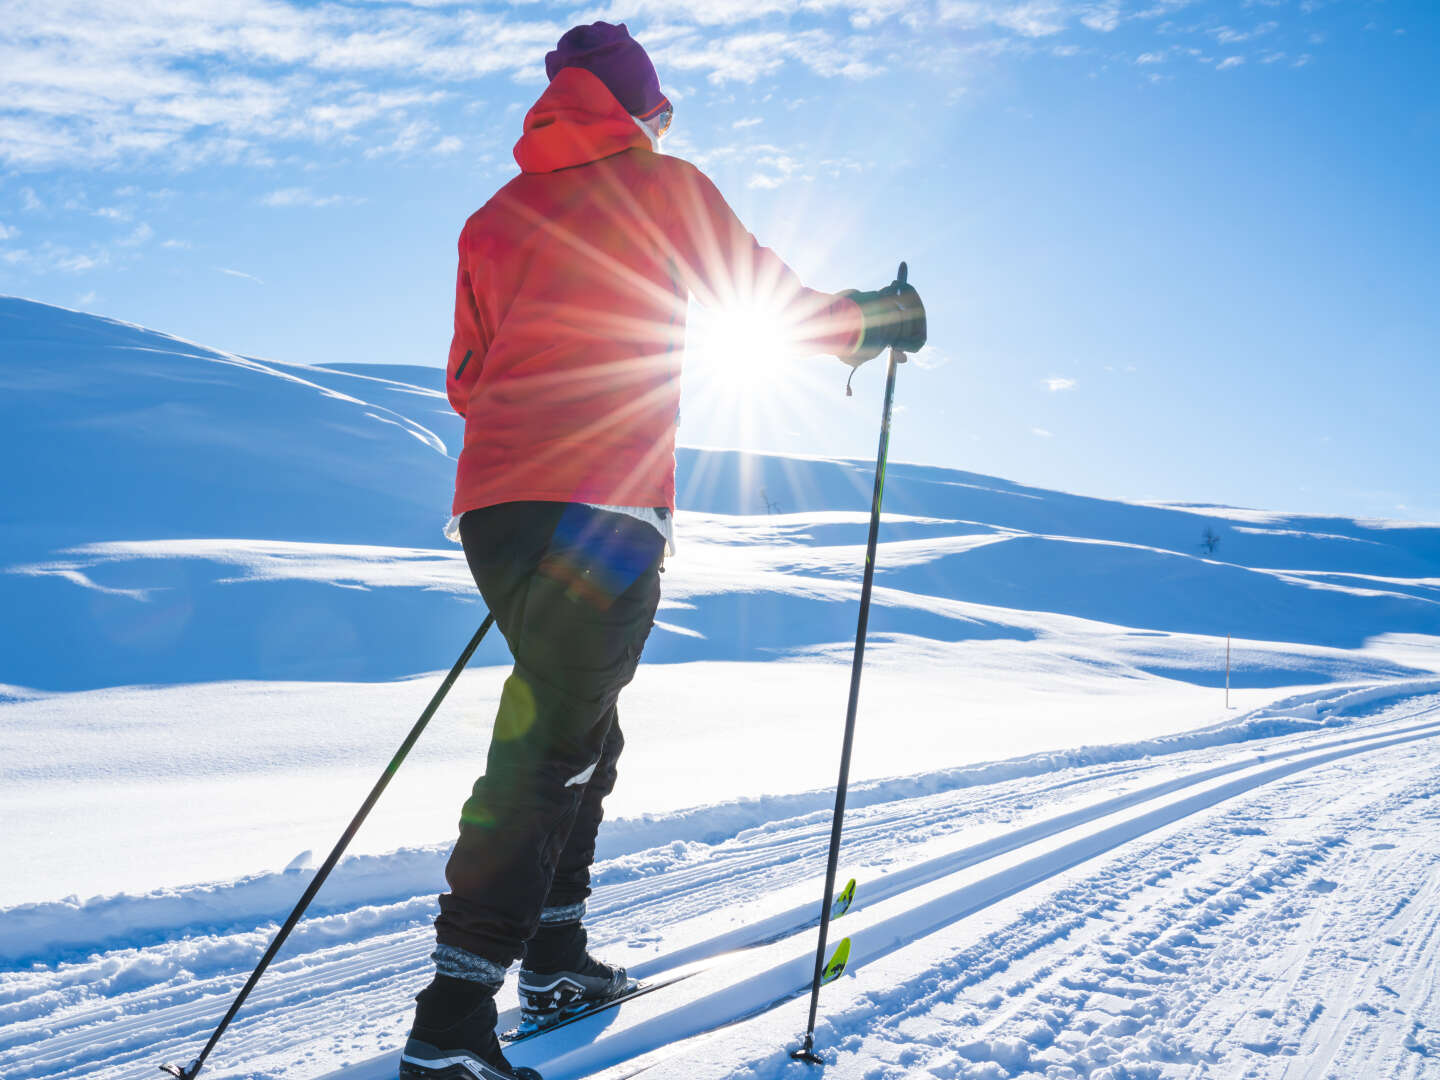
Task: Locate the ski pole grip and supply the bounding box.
[890,260,926,355]
[894,263,910,364]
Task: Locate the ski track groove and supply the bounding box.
[4,763,1204,1076]
[727,728,1440,1080]
[6,692,1439,1080]
[602,710,1440,1080]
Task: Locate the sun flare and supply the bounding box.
[678,296,843,510]
[687,301,799,387]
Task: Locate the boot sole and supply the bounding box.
[400,1040,541,1080]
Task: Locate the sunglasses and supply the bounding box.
[650,105,673,138]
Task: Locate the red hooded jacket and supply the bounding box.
[447,66,862,516]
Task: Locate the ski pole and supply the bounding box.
[793,322,909,1061]
[161,614,495,1080]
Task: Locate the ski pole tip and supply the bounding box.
[791,1034,825,1065]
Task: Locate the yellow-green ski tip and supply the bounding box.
[821,937,851,985]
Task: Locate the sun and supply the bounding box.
[686,299,800,388]
[677,295,844,494]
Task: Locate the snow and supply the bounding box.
[3,295,1440,1080]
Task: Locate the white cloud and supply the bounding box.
[0,2,559,168]
[0,0,1320,174]
[1134,0,1199,18]
[747,149,805,189]
[690,137,857,190]
[817,155,866,176]
[1044,376,1077,391]
[0,3,889,171]
[1215,20,1278,44]
[600,0,906,29]
[0,221,16,240]
[1217,55,1245,69]
[364,119,440,159]
[910,345,951,371]
[660,32,791,84]
[20,187,42,211]
[260,187,362,208]
[8,240,111,274]
[939,1,1070,38]
[76,290,97,305]
[1032,426,1054,438]
[218,267,264,284]
[658,27,881,85]
[732,116,764,129]
[1080,2,1124,32]
[162,238,191,249]
[118,223,154,246]
[301,89,449,141]
[54,250,107,272]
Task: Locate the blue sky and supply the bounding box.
[2,0,1436,521]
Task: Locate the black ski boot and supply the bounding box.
[516,916,631,1034]
[400,975,541,1080]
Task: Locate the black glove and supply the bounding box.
[840,269,927,367]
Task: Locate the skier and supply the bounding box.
[401,22,925,1080]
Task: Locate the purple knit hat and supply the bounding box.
[545,22,671,121]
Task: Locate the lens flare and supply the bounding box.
[688,300,798,387]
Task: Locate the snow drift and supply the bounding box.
[2,294,1437,691]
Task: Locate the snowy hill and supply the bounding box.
[3,295,1437,691]
[5,297,1440,1080]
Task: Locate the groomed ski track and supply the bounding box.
[9,685,1440,1080]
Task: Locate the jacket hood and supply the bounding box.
[513,66,650,174]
